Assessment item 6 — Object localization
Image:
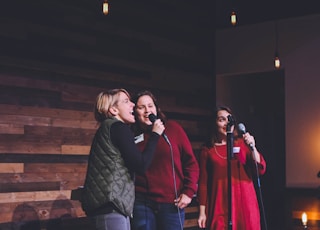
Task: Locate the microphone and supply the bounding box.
[148,113,158,123]
[238,123,247,134]
[148,113,170,144]
[238,123,254,150]
[227,114,234,125]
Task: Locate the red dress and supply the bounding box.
[198,139,266,230]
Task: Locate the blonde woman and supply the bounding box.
[81,89,165,230]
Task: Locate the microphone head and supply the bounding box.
[148,113,157,123]
[238,123,246,134]
[227,115,234,125]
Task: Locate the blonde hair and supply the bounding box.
[94,88,130,123]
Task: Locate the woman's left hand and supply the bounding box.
[243,132,261,163]
[174,194,191,209]
[243,132,255,148]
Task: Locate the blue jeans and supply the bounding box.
[94,212,131,230]
[131,199,185,230]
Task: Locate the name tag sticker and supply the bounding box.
[134,134,144,144]
[233,146,240,154]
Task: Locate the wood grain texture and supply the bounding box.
[0,0,214,228]
[0,163,24,173]
[0,190,71,204]
[0,199,85,224]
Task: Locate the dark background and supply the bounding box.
[0,0,319,229]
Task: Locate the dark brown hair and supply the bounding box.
[131,90,166,134]
[204,105,239,148]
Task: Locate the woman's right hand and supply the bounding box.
[198,205,207,229]
[198,213,207,229]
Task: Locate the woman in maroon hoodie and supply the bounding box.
[131,90,199,230]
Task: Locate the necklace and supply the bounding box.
[214,145,227,159]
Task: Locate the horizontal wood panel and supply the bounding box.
[0,163,24,173]
[183,218,198,228]
[0,113,96,129]
[0,172,85,185]
[24,126,95,145]
[0,141,91,155]
[185,206,199,214]
[0,124,24,134]
[0,60,153,92]
[0,141,62,154]
[61,145,91,155]
[0,190,71,204]
[0,154,88,163]
[0,114,52,127]
[24,163,87,173]
[0,104,94,121]
[0,182,60,193]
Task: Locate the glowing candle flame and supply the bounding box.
[301,212,307,226]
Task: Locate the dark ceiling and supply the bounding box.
[2,0,320,33]
[107,0,320,31]
[106,0,320,32]
[216,0,320,29]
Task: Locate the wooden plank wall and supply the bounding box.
[0,0,214,229]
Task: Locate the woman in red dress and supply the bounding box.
[197,106,266,230]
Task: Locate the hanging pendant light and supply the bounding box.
[274,21,281,69]
[102,0,109,15]
[230,11,237,26]
[274,53,280,69]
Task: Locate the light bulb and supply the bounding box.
[274,56,280,69]
[301,212,308,227]
[231,11,237,26]
[103,1,109,15]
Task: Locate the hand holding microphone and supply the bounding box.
[148,113,165,136]
[148,113,170,144]
[238,123,255,150]
[238,123,261,163]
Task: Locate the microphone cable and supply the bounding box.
[147,114,184,230]
[238,123,268,230]
[166,138,184,230]
[252,151,268,230]
[141,136,184,230]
